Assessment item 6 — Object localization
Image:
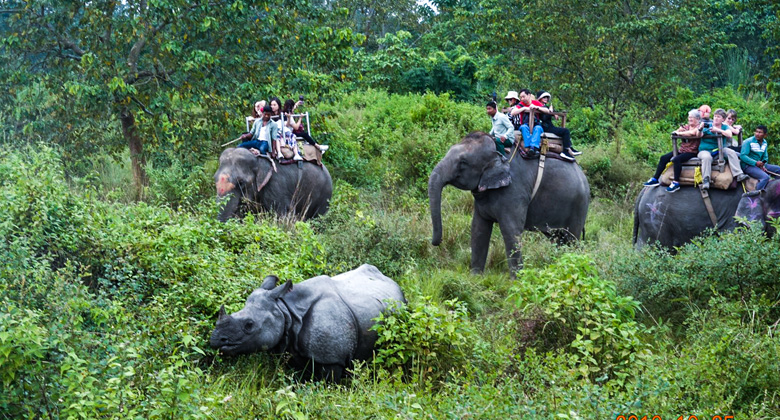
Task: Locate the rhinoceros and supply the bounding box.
[209,264,405,380]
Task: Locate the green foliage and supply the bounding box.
[146,158,214,211]
[578,144,647,197]
[612,226,780,325]
[371,296,477,381]
[510,254,649,382]
[316,89,486,195]
[0,306,49,398]
[312,181,428,278]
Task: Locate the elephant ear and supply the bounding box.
[477,158,511,192]
[735,192,765,229]
[255,168,274,192]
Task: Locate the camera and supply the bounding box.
[299,95,304,103]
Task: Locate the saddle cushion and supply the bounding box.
[512,131,564,154]
[659,164,757,191]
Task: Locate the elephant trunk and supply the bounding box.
[218,190,241,222]
[428,165,449,246]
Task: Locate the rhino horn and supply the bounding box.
[217,305,228,321]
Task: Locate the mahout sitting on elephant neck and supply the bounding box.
[428,131,590,276]
[209,264,406,381]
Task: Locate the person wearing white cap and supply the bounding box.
[535,90,581,161]
[510,88,543,158]
[502,91,523,129]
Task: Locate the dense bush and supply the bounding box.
[315,89,486,195]
[510,254,650,382]
[371,296,477,381]
[611,226,780,324]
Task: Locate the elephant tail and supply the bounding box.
[632,186,647,245]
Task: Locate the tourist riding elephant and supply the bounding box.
[428,131,590,275]
[633,179,780,249]
[215,147,332,221]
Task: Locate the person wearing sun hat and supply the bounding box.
[502,90,523,129]
[534,90,581,161]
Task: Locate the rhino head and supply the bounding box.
[210,276,292,356]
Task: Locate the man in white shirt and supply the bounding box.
[487,101,515,157]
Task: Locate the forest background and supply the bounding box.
[2,0,780,418]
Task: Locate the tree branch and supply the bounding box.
[45,23,86,57]
[130,95,155,116]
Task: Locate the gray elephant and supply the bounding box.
[428,132,590,275]
[209,264,405,381]
[215,147,332,221]
[633,179,780,249]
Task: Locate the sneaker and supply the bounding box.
[736,173,749,182]
[277,152,284,160]
[666,182,680,193]
[569,147,583,156]
[701,176,710,190]
[643,177,660,187]
[317,144,329,152]
[560,151,575,162]
[293,154,303,161]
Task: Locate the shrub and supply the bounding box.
[578,144,647,197]
[612,226,780,324]
[371,296,477,381]
[312,181,429,277]
[510,254,650,382]
[146,158,213,210]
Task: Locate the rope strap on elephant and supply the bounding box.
[530,139,548,200]
[699,187,719,228]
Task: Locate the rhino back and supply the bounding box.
[331,264,405,359]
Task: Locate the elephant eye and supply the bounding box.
[243,320,254,332]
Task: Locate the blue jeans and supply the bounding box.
[743,163,780,190]
[237,139,269,154]
[520,124,543,148]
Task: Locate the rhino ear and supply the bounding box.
[261,275,280,290]
[268,280,293,300]
[217,305,228,322]
[478,159,511,192]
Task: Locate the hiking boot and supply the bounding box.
[643,177,660,187]
[569,147,582,156]
[560,150,575,162]
[666,182,680,193]
[701,176,710,190]
[736,173,749,182]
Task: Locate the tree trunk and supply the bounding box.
[120,108,147,197]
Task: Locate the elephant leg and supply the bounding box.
[497,219,523,277]
[470,214,493,274]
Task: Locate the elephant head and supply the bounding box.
[429,132,511,245]
[209,275,291,356]
[214,148,273,221]
[735,179,780,236]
